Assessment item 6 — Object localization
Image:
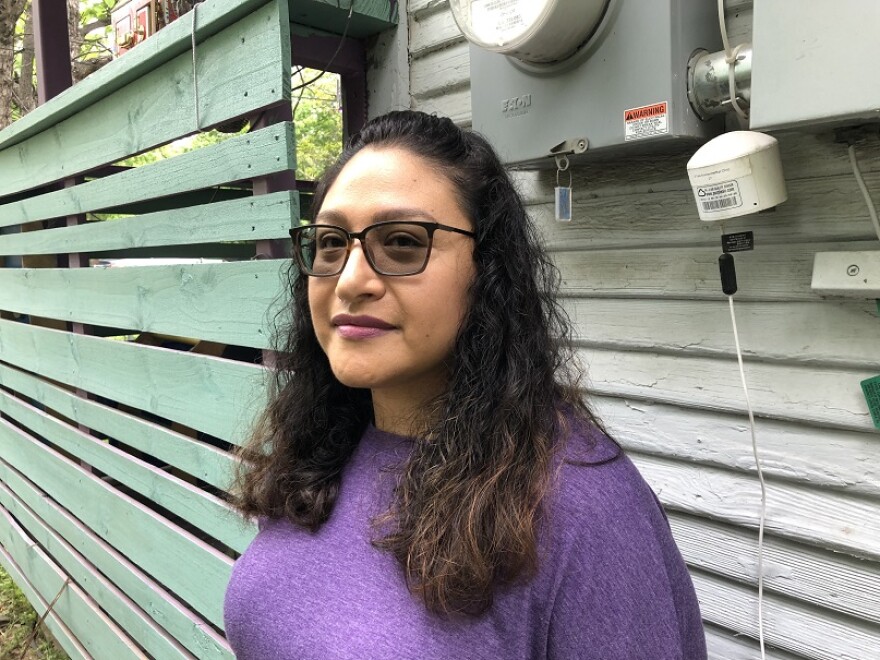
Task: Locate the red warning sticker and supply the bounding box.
[624,102,669,141]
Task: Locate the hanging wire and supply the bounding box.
[727,294,767,660]
[290,1,356,93]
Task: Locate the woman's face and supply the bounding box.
[308,146,476,411]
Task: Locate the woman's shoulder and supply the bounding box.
[548,414,668,533]
[540,414,707,659]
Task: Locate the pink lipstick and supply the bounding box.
[332,314,396,340]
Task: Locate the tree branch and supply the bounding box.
[80,18,109,37]
[73,55,111,79]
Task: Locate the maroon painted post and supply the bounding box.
[251,103,296,369]
[32,0,73,103]
[252,103,296,259]
[33,0,93,463]
[291,34,367,139]
[254,32,368,368]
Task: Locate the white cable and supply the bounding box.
[727,44,748,122]
[727,294,767,659]
[717,0,732,56]
[717,0,749,121]
[848,144,880,241]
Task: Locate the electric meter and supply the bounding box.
[449,0,608,64]
[456,0,724,167]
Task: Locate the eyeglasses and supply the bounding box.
[289,221,476,277]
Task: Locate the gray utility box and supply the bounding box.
[750,0,880,131]
[469,0,724,168]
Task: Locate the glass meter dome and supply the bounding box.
[450,0,609,63]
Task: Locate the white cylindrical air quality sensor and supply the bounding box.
[687,131,787,222]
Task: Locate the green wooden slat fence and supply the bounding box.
[0,0,396,655]
[0,191,296,255]
[0,363,237,491]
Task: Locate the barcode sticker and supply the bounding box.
[703,197,737,211]
[696,180,743,214]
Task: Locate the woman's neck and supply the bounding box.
[371,387,438,436]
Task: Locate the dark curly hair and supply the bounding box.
[233,110,604,615]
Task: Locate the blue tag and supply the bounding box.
[555,186,572,222]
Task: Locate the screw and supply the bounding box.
[846,264,860,276]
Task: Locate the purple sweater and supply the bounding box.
[224,422,706,659]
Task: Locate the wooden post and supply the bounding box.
[251,104,295,369]
[291,33,366,139]
[32,0,73,104]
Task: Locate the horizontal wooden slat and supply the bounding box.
[0,0,272,153]
[0,123,296,228]
[0,319,266,443]
[0,191,297,256]
[0,483,184,658]
[671,512,880,627]
[0,389,255,553]
[0,259,290,349]
[0,507,146,658]
[631,452,880,562]
[704,622,806,660]
[512,138,880,207]
[0,459,233,659]
[410,41,469,101]
[555,240,880,301]
[0,0,290,198]
[411,87,471,126]
[582,347,874,431]
[409,6,462,57]
[0,363,236,491]
[693,569,880,660]
[529,172,880,251]
[289,0,398,38]
[596,396,880,498]
[0,417,233,628]
[0,541,88,660]
[566,298,879,369]
[408,0,448,18]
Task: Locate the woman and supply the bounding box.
[224,111,706,659]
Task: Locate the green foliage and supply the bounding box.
[80,0,117,25]
[78,0,118,64]
[10,1,119,124]
[0,564,69,659]
[292,68,343,181]
[116,68,343,182]
[117,128,244,168]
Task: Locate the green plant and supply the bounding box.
[0,564,69,660]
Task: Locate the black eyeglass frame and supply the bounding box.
[289,221,476,277]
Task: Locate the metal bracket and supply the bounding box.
[548,137,589,158]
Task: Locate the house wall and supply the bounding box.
[379,1,880,658]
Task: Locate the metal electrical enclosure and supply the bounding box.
[468,0,724,168]
[750,0,880,131]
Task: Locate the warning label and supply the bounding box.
[697,180,743,213]
[624,102,669,141]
